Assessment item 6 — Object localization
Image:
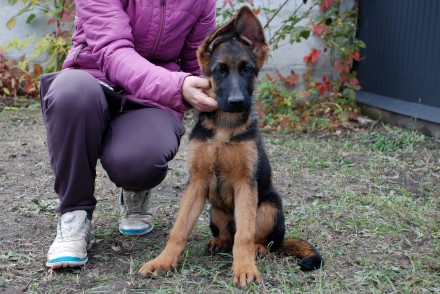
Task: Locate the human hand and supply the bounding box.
[182,76,218,112]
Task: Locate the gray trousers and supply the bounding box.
[40,70,185,217]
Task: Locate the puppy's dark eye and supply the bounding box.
[243,65,254,73]
[214,64,227,75]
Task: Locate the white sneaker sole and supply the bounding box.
[46,256,88,269]
[119,223,154,236]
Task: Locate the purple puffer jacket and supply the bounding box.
[63,0,216,120]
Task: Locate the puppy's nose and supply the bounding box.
[228,95,245,106]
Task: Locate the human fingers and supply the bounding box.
[196,92,218,112]
[192,76,211,89]
[182,77,218,112]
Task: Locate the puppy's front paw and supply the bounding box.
[232,262,261,288]
[138,257,176,278]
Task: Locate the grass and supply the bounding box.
[0,107,439,293]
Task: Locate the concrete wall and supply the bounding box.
[0,1,53,63]
[254,0,333,83]
[0,0,346,83]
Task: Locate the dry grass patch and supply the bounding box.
[0,107,438,293]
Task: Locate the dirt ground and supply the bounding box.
[0,106,439,293]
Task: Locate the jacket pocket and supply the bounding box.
[73,44,87,65]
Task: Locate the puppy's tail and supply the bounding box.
[280,238,324,272]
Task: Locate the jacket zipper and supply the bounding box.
[151,0,166,57]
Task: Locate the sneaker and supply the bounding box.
[119,189,154,236]
[46,210,92,269]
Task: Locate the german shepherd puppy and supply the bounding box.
[139,6,323,288]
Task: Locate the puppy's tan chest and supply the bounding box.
[188,137,258,210]
[191,139,256,175]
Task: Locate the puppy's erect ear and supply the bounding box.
[197,14,236,73]
[233,6,269,68]
[197,6,269,72]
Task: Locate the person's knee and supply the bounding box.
[43,70,104,117]
[105,156,168,191]
[101,108,183,191]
